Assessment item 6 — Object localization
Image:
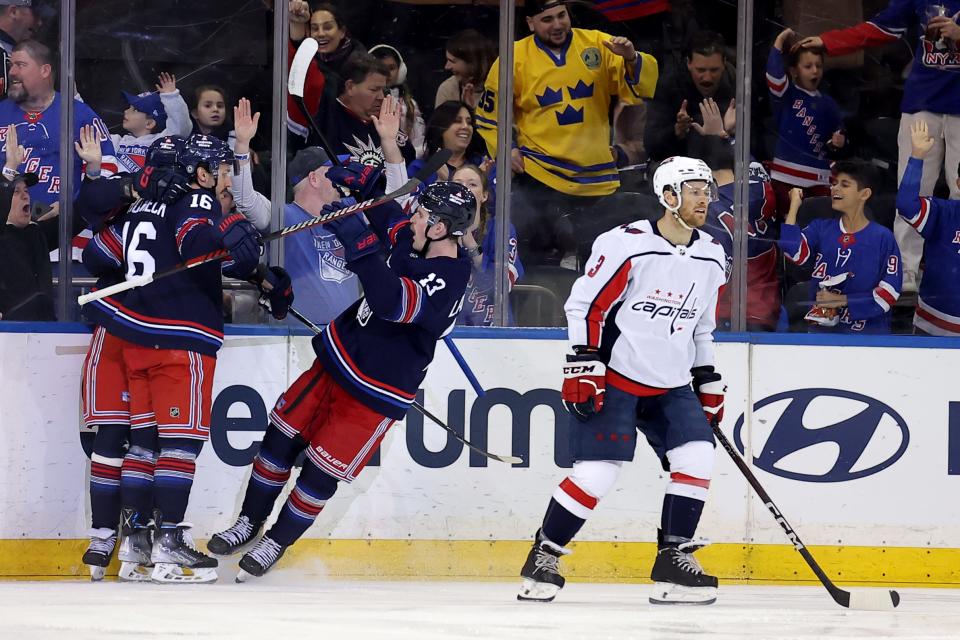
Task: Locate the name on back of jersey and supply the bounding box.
[129,199,168,218]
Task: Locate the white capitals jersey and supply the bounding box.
[565,219,727,391]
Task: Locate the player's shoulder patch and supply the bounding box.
[619,223,644,235]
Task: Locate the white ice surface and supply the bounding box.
[1,575,958,640]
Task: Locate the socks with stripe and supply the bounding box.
[240,424,301,523]
[267,460,338,547]
[120,445,156,520]
[89,424,127,530]
[154,446,199,526]
[540,498,586,547]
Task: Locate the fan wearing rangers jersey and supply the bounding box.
[518,157,727,606]
[897,120,960,335]
[779,161,902,333]
[208,182,473,582]
[793,1,960,292]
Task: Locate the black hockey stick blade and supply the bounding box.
[711,420,900,610]
[413,401,522,465]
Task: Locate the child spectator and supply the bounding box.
[436,29,497,110]
[767,28,845,217]
[897,120,960,336]
[453,163,523,326]
[369,44,425,158]
[779,160,901,334]
[112,72,191,174]
[190,84,236,149]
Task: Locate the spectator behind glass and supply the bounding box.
[897,120,960,336]
[779,161,902,334]
[766,28,845,219]
[0,0,41,100]
[476,0,658,270]
[282,146,360,326]
[369,44,425,158]
[111,72,192,174]
[409,101,484,186]
[453,163,523,327]
[0,40,118,209]
[436,29,497,110]
[289,1,365,109]
[190,84,236,149]
[0,127,83,320]
[793,3,960,293]
[316,52,416,166]
[643,30,735,162]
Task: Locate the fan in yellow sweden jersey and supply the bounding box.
[475,0,657,269]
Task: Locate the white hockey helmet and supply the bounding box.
[652,156,717,212]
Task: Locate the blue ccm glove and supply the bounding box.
[256,265,294,320]
[323,199,381,262]
[326,161,383,199]
[216,213,262,279]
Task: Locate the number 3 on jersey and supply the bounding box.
[123,220,157,279]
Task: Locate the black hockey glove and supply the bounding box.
[134,166,191,205]
[327,161,383,199]
[256,265,294,320]
[561,345,606,422]
[691,366,725,428]
[324,199,381,263]
[217,213,263,279]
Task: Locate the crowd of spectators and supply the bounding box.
[2,0,959,337]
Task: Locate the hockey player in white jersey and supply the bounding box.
[517,156,728,605]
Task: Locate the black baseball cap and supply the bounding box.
[524,0,569,17]
[288,147,334,187]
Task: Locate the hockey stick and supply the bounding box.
[76,150,452,307]
[286,306,521,464]
[443,337,486,398]
[288,38,348,167]
[711,419,900,610]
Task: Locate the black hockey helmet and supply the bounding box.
[416,181,476,238]
[181,134,235,176]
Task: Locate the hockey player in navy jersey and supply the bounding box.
[780,161,902,333]
[208,181,474,581]
[897,120,960,335]
[517,157,727,605]
[86,134,293,583]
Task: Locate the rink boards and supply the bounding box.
[1,325,959,585]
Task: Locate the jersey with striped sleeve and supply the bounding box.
[766,45,843,187]
[314,201,471,420]
[0,94,118,205]
[80,220,126,327]
[88,188,227,356]
[565,218,726,392]
[818,0,960,115]
[476,29,657,197]
[779,219,902,333]
[896,156,960,334]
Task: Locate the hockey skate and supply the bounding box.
[207,515,263,556]
[649,534,718,605]
[117,527,154,582]
[151,523,218,584]
[236,535,287,582]
[82,527,117,581]
[517,532,571,602]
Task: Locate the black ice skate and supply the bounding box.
[236,535,287,582]
[207,515,263,556]
[82,527,117,581]
[517,532,571,602]
[150,523,218,584]
[117,509,153,582]
[649,533,718,605]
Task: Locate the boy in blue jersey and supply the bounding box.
[779,161,902,333]
[208,181,475,581]
[897,119,960,335]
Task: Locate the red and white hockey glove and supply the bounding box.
[692,366,725,427]
[561,346,606,422]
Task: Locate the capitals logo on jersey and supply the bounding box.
[630,282,700,334]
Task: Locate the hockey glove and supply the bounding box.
[692,366,725,427]
[256,265,294,320]
[327,161,383,199]
[561,346,606,422]
[135,166,191,205]
[324,199,381,263]
[217,213,263,279]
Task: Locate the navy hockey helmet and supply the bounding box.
[145,135,188,170]
[416,181,476,237]
[181,134,235,176]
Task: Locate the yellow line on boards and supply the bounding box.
[2,539,959,586]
